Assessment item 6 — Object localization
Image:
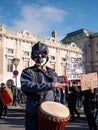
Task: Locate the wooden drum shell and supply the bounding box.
[38,101,70,130]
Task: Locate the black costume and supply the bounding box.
[83,89,97,130]
[67,85,80,120]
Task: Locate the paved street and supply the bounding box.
[0,105,89,130]
[0,106,25,130]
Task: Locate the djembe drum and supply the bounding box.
[38,101,70,130]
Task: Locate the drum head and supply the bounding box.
[40,101,70,119]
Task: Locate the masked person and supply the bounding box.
[20,41,66,130]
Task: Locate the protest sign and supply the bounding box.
[80,72,98,91]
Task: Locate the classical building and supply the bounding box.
[61,29,98,74]
[0,24,83,87]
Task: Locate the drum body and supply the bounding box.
[38,101,70,130]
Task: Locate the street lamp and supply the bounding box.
[12,58,20,95]
[12,58,20,69]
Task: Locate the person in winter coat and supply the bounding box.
[20,41,66,130]
[82,88,97,130]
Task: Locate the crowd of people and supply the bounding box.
[0,82,18,119]
[20,41,98,130]
[0,41,98,130]
[0,81,26,119]
[60,80,98,130]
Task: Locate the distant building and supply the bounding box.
[0,24,83,87]
[61,28,98,74]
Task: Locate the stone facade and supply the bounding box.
[0,24,83,88]
[61,29,98,74]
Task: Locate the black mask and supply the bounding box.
[31,42,49,66]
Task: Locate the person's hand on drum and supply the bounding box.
[52,82,66,89]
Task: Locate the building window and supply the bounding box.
[51,56,55,60]
[7,58,13,72]
[61,57,66,62]
[51,64,55,70]
[73,35,78,39]
[24,51,29,56]
[24,61,29,69]
[8,48,14,54]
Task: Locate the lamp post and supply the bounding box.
[12,58,20,96]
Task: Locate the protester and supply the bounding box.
[20,41,66,130]
[76,81,83,110]
[60,88,66,104]
[11,84,17,106]
[94,88,98,125]
[94,88,98,109]
[82,88,97,130]
[0,83,8,119]
[67,81,80,121]
[59,76,67,104]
